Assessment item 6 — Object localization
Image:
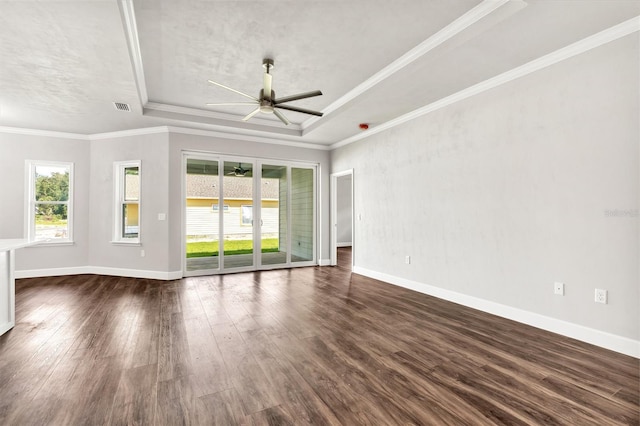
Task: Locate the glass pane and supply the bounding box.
[223,161,254,269]
[35,165,69,201]
[122,203,139,238]
[34,203,68,240]
[261,164,287,266]
[291,168,314,262]
[124,166,139,201]
[185,159,219,271]
[241,205,252,225]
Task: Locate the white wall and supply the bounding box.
[0,133,91,271]
[336,174,352,246]
[89,132,171,274]
[0,129,329,278]
[331,35,639,346]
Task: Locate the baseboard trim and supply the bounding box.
[353,266,639,359]
[0,321,15,336]
[15,266,183,281]
[91,267,183,281]
[336,242,352,248]
[15,266,92,279]
[318,258,332,266]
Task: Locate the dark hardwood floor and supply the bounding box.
[1,247,638,425]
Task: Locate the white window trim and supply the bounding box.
[25,160,74,244]
[241,204,253,226]
[112,160,141,244]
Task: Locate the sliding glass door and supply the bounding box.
[221,160,255,270]
[184,158,219,273]
[184,153,316,276]
[260,164,287,266]
[291,167,314,263]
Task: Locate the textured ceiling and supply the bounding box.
[135,0,479,113]
[0,0,638,146]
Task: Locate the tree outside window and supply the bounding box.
[27,161,73,242]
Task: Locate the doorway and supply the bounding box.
[330,169,354,268]
[183,153,317,276]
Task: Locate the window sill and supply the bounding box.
[27,240,75,247]
[110,240,141,246]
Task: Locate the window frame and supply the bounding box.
[113,160,141,244]
[212,204,230,212]
[25,160,74,244]
[240,204,253,226]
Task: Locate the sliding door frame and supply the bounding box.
[182,150,318,276]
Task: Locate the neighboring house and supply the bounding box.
[124,173,140,235]
[186,174,279,240]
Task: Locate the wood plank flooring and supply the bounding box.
[1,248,638,425]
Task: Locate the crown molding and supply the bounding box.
[331,15,640,150]
[119,0,148,106]
[0,126,169,141]
[301,0,519,133]
[0,126,90,141]
[89,126,170,140]
[166,126,331,151]
[0,124,330,151]
[144,102,303,134]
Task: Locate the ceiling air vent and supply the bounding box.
[113,102,131,112]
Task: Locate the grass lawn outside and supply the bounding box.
[187,238,279,257]
[36,218,68,226]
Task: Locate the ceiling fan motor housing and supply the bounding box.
[259,89,275,113]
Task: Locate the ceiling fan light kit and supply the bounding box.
[207,58,323,125]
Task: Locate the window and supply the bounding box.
[114,161,141,243]
[241,205,252,226]
[212,204,230,212]
[26,160,73,243]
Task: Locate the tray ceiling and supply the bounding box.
[0,0,638,146]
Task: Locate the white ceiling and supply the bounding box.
[0,0,638,146]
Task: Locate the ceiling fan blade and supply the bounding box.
[208,80,258,101]
[206,102,258,106]
[263,73,272,99]
[273,90,322,105]
[275,104,323,117]
[242,107,261,121]
[273,109,290,125]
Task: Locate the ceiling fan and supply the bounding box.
[228,163,250,177]
[206,58,323,125]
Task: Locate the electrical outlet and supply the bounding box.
[554,282,564,296]
[595,288,607,304]
[405,255,411,265]
[140,249,145,258]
